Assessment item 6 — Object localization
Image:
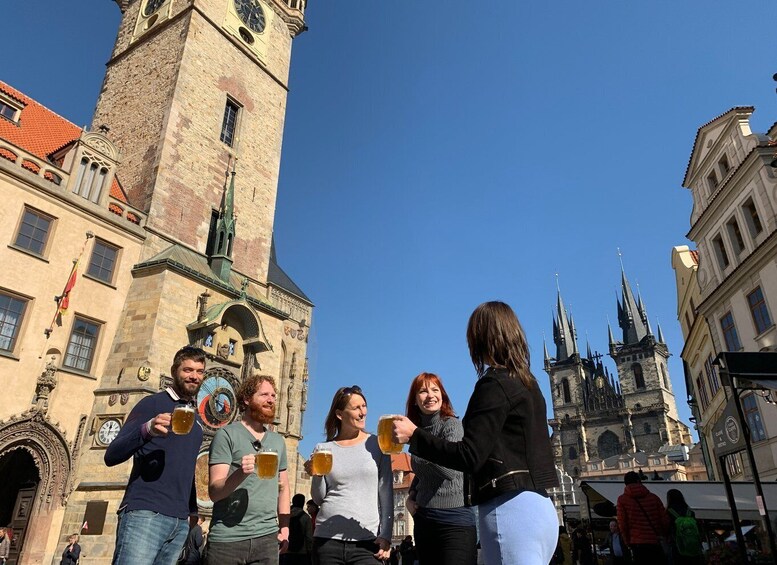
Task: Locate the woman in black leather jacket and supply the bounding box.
[393,301,559,565]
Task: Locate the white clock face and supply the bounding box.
[98,419,121,445]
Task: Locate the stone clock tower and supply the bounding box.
[58,1,313,562]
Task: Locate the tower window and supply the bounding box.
[726,216,746,255]
[718,154,730,176]
[706,171,718,194]
[73,157,108,204]
[720,311,741,351]
[712,234,729,270]
[747,286,772,335]
[742,198,763,238]
[220,98,241,147]
[568,446,577,460]
[562,378,571,403]
[64,317,101,373]
[632,363,645,389]
[660,364,669,389]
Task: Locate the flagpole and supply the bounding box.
[44,231,94,339]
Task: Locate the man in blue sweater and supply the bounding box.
[105,346,207,565]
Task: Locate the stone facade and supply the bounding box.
[675,107,777,482]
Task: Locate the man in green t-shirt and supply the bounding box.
[206,374,290,565]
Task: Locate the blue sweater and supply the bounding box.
[105,388,203,519]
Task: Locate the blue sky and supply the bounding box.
[3,1,777,459]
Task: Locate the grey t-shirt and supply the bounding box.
[310,434,393,542]
[208,422,288,542]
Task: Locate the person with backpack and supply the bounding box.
[281,494,313,565]
[616,471,668,565]
[666,489,703,564]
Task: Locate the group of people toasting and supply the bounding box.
[305,301,559,565]
[104,301,557,565]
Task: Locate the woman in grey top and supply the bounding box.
[405,373,477,565]
[307,385,393,564]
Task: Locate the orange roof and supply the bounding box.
[0,80,128,204]
[391,452,412,472]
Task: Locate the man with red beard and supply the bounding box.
[207,374,290,564]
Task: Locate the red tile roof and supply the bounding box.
[391,453,412,472]
[0,80,128,203]
[690,250,699,265]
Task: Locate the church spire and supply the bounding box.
[657,320,666,344]
[617,258,648,345]
[552,285,576,362]
[210,163,237,282]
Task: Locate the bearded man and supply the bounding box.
[105,346,207,565]
[206,374,290,565]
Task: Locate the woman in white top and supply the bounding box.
[306,385,393,565]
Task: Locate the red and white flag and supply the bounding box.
[81,520,88,532]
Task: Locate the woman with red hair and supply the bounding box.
[404,373,476,565]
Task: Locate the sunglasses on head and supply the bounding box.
[341,385,362,396]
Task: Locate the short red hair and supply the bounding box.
[405,372,456,426]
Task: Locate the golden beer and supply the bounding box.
[378,415,403,454]
[171,405,195,435]
[310,449,333,476]
[256,451,278,479]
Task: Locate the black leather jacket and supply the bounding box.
[409,367,558,505]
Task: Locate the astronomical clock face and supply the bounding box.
[98,419,121,445]
[234,0,266,33]
[198,372,238,430]
[143,0,165,16]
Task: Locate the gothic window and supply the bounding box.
[597,430,620,460]
[205,209,219,256]
[568,446,577,460]
[660,364,669,389]
[72,157,109,203]
[228,339,236,356]
[632,363,645,389]
[204,333,214,347]
[578,436,584,452]
[14,207,54,256]
[562,378,571,403]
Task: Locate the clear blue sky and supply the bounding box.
[3,1,777,459]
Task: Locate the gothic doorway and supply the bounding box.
[0,449,40,565]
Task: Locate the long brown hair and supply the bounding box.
[405,372,456,425]
[467,301,535,388]
[324,385,366,440]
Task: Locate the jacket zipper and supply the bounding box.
[479,469,529,491]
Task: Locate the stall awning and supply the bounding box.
[580,480,777,521]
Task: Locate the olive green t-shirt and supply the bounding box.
[208,422,288,542]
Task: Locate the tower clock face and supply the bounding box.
[143,0,165,17]
[98,419,121,446]
[198,373,238,430]
[234,0,266,33]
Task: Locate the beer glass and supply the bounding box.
[171,404,195,435]
[377,415,403,454]
[256,449,279,479]
[310,445,333,476]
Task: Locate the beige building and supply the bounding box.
[674,106,777,482]
[390,453,415,545]
[0,0,313,564]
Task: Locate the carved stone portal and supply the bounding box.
[0,410,74,510]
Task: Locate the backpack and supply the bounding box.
[669,508,702,557]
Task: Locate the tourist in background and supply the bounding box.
[404,372,476,564]
[616,471,668,565]
[666,488,703,565]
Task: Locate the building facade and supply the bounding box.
[0,0,313,563]
[675,106,777,482]
[544,274,693,497]
[390,453,415,545]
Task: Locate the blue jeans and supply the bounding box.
[479,490,558,565]
[112,509,189,565]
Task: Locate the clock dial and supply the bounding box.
[98,419,121,445]
[198,373,238,430]
[143,0,165,16]
[234,0,266,34]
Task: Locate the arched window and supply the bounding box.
[660,364,669,389]
[568,446,577,460]
[562,378,571,403]
[597,430,621,459]
[632,363,645,389]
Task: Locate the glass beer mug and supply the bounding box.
[310,445,333,476]
[377,415,403,454]
[256,449,279,480]
[171,403,196,435]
